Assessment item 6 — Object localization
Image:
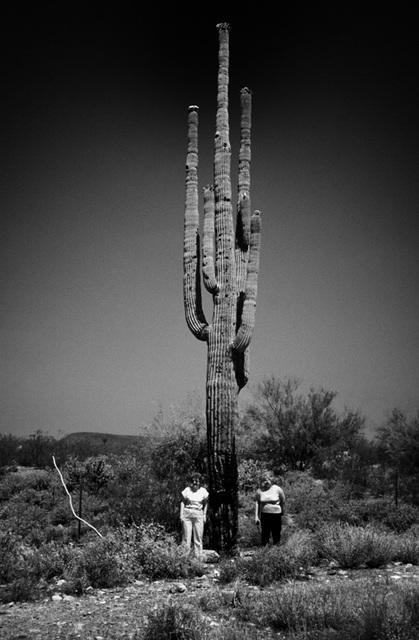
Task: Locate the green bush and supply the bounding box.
[219,530,317,587]
[62,536,127,594]
[248,531,316,586]
[238,459,268,493]
[380,502,419,533]
[239,581,345,633]
[0,533,67,602]
[217,557,241,584]
[0,530,23,584]
[336,498,419,532]
[394,529,419,565]
[316,523,395,569]
[237,492,261,548]
[144,603,210,640]
[236,579,419,640]
[238,510,261,548]
[0,469,53,501]
[134,522,203,580]
[287,476,419,533]
[0,575,40,603]
[347,583,419,640]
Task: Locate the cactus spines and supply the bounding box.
[183,24,261,552]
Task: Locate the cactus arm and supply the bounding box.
[236,87,252,297]
[231,210,261,352]
[236,88,252,252]
[184,105,209,341]
[202,185,219,294]
[233,87,253,385]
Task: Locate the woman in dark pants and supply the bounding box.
[254,474,286,545]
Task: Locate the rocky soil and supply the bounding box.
[1,561,419,640]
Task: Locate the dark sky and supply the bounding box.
[1,2,418,437]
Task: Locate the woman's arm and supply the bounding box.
[278,487,286,515]
[254,493,261,523]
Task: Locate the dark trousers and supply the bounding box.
[260,512,282,545]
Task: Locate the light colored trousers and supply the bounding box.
[182,508,204,556]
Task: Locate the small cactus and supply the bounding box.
[183,24,261,552]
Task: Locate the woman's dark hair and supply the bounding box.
[189,472,202,484]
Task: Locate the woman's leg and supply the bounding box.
[260,513,271,545]
[192,514,204,557]
[272,514,283,545]
[182,512,193,548]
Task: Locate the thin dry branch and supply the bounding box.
[52,455,103,538]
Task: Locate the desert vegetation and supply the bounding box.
[1,379,419,639]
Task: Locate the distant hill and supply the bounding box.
[59,431,149,457]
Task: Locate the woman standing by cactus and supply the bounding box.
[254,475,286,546]
[180,473,209,557]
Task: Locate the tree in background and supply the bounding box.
[146,395,207,532]
[183,23,261,553]
[18,430,56,468]
[149,394,207,481]
[376,409,419,505]
[0,434,20,469]
[63,455,113,537]
[244,376,366,473]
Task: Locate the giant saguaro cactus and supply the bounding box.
[183,23,261,553]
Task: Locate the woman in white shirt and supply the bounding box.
[254,474,286,545]
[180,473,209,557]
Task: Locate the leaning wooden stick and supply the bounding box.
[52,455,103,538]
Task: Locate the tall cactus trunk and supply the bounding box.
[183,23,261,553]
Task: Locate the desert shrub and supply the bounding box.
[364,533,396,568]
[315,523,368,568]
[104,454,153,527]
[0,468,72,547]
[217,557,241,584]
[345,583,419,640]
[238,459,268,493]
[239,581,346,633]
[198,589,225,612]
[380,502,419,532]
[134,522,203,580]
[0,533,68,602]
[315,523,395,568]
[144,603,210,640]
[0,469,53,502]
[49,501,74,526]
[0,574,40,603]
[238,510,261,548]
[219,530,317,586]
[0,530,22,584]
[287,475,419,533]
[287,474,345,530]
[282,528,319,567]
[62,536,127,594]
[0,529,136,601]
[237,492,261,548]
[236,579,419,640]
[0,496,47,540]
[394,529,419,565]
[210,623,261,640]
[246,530,317,585]
[24,542,67,581]
[335,498,419,532]
[285,471,326,510]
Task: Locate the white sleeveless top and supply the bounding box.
[182,486,209,510]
